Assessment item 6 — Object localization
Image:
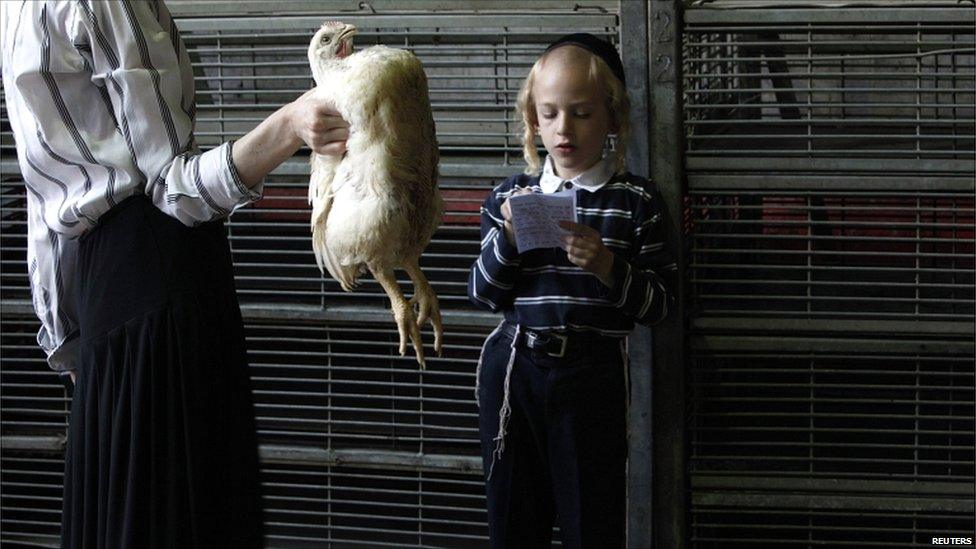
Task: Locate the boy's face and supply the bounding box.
[532,49,612,180]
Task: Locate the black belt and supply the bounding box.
[500,322,619,359]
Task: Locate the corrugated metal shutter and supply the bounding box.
[683,3,975,547]
[0,3,620,546]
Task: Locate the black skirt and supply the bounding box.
[62,195,263,548]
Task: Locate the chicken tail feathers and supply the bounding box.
[312,224,361,292]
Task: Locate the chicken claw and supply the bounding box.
[409,287,443,357]
[371,265,426,368]
[405,260,443,358]
[392,295,426,368]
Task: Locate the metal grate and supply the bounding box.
[0,455,64,548]
[683,8,975,167]
[261,464,489,547]
[683,5,975,548]
[0,317,69,435]
[244,316,487,456]
[690,190,975,320]
[691,507,975,548]
[690,344,975,481]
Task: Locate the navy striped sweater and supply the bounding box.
[467,171,677,337]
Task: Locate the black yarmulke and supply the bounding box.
[544,33,626,85]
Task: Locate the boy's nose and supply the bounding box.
[556,114,573,135]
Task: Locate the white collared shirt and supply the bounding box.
[538,155,614,194]
[1,0,262,372]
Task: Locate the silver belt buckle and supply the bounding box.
[549,333,568,358]
[525,331,568,358]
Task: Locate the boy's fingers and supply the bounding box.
[558,220,601,238]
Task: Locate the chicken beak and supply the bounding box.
[335,24,358,57]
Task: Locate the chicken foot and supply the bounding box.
[369,264,427,368]
[404,258,443,358]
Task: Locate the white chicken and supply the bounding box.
[306,21,443,367]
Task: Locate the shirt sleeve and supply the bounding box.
[467,180,523,312]
[71,0,260,225]
[25,191,81,373]
[599,184,677,326]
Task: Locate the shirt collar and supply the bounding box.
[538,155,613,194]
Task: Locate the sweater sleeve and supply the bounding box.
[599,183,677,326]
[467,180,522,312]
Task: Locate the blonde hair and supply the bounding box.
[516,45,631,176]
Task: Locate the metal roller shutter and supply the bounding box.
[683,2,974,547]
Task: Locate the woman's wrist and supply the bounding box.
[281,100,306,151]
[232,104,305,188]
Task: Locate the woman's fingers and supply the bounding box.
[292,91,350,156]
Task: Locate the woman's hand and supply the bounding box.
[558,220,615,287]
[232,90,351,187]
[499,187,532,245]
[288,89,350,156]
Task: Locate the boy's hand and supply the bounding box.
[500,187,532,245]
[559,221,615,288]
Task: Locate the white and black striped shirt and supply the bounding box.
[1,0,261,372]
[468,157,678,338]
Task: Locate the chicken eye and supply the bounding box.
[321,36,332,45]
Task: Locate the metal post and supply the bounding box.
[621,1,653,547]
[649,1,688,548]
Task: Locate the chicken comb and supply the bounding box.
[321,20,345,28]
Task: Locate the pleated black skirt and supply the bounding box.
[62,195,263,548]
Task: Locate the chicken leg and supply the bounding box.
[404,258,443,357]
[369,264,426,368]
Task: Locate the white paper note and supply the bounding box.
[507,190,578,253]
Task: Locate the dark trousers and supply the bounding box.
[477,325,627,549]
[62,195,263,548]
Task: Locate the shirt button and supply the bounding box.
[563,181,573,190]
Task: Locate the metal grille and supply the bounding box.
[262,464,488,547]
[245,316,487,456]
[0,316,68,435]
[0,456,64,548]
[684,4,975,547]
[683,6,974,166]
[690,190,974,320]
[0,4,617,547]
[691,344,974,481]
[691,507,975,548]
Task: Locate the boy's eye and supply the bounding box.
[541,112,556,119]
[574,111,591,118]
